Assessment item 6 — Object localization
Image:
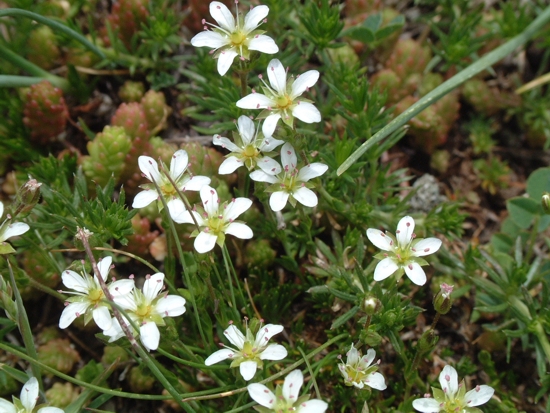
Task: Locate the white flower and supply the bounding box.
[412,365,494,413]
[171,185,253,253]
[250,143,328,211]
[132,150,211,221]
[205,322,287,381]
[213,115,284,174]
[366,216,442,286]
[190,1,278,76]
[0,201,30,253]
[236,58,321,137]
[247,369,328,412]
[59,256,134,331]
[103,272,186,351]
[338,343,387,390]
[0,377,63,413]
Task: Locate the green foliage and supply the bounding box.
[341,12,404,45]
[298,0,344,50]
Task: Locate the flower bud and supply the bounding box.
[417,329,438,354]
[0,275,17,322]
[542,193,550,214]
[15,178,42,216]
[433,283,453,314]
[361,296,380,316]
[360,329,382,347]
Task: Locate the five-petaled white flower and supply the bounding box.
[366,216,442,286]
[0,377,63,413]
[236,58,321,137]
[103,272,186,351]
[132,150,211,221]
[205,321,287,381]
[190,1,278,76]
[250,143,328,211]
[172,185,253,253]
[59,256,134,331]
[213,115,284,174]
[338,343,387,390]
[247,369,328,413]
[412,365,494,413]
[0,201,30,254]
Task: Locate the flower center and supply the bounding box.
[135,303,152,319]
[230,31,247,46]
[243,144,259,159]
[443,397,465,413]
[88,288,104,305]
[160,181,177,197]
[207,216,225,234]
[276,94,293,110]
[241,340,258,359]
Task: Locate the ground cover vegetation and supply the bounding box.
[0,0,550,412]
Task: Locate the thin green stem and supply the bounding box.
[298,347,322,400]
[221,244,240,319]
[337,5,550,175]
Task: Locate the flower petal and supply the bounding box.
[97,256,112,282]
[109,279,135,296]
[217,48,239,76]
[439,365,459,396]
[283,369,303,403]
[59,301,89,329]
[297,163,328,182]
[292,101,321,123]
[255,323,284,344]
[366,372,387,390]
[237,115,256,144]
[3,222,30,240]
[362,348,376,367]
[61,270,89,293]
[194,231,218,253]
[243,5,269,32]
[170,150,189,180]
[247,383,275,408]
[205,348,234,366]
[396,216,415,247]
[140,321,160,351]
[200,185,219,217]
[167,199,186,221]
[143,272,165,301]
[138,156,161,182]
[236,93,274,109]
[260,136,285,152]
[172,210,202,225]
[270,191,289,212]
[250,170,278,183]
[225,222,253,239]
[0,202,3,219]
[0,399,16,413]
[21,377,38,412]
[210,1,235,32]
[190,30,228,49]
[248,34,279,54]
[213,135,241,152]
[38,408,64,413]
[182,175,211,192]
[412,397,442,413]
[262,113,282,137]
[223,198,252,221]
[156,295,186,317]
[346,344,360,365]
[92,305,112,331]
[281,142,297,171]
[297,399,328,413]
[465,385,495,407]
[224,324,246,348]
[404,261,427,286]
[240,360,258,381]
[259,343,287,360]
[292,187,318,208]
[291,70,319,98]
[257,156,282,175]
[219,157,244,174]
[267,59,287,94]
[366,229,393,251]
[132,190,158,209]
[412,238,442,257]
[373,257,399,281]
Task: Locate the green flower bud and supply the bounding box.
[417,329,438,354]
[14,178,42,216]
[433,283,453,315]
[361,296,380,316]
[360,329,382,347]
[542,193,550,214]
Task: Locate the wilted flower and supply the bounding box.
[205,321,287,381]
[191,1,278,76]
[247,369,328,412]
[132,150,211,221]
[250,143,328,211]
[0,201,30,255]
[103,272,186,351]
[236,59,321,137]
[59,256,134,330]
[172,185,253,253]
[412,365,494,413]
[366,216,442,286]
[338,343,387,390]
[213,115,284,174]
[0,377,63,413]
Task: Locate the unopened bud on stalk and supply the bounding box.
[73,227,101,251]
[542,193,550,214]
[361,296,380,316]
[16,178,42,215]
[0,274,17,322]
[417,329,438,354]
[433,283,453,314]
[360,329,382,347]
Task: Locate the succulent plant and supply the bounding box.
[107,0,150,49]
[111,102,151,141]
[124,213,159,257]
[140,90,171,133]
[245,239,277,268]
[128,365,156,392]
[81,125,132,187]
[45,382,80,408]
[26,25,60,70]
[22,81,68,144]
[118,80,146,103]
[38,338,80,374]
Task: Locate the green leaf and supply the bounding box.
[363,13,382,32]
[506,196,540,229]
[527,167,550,199]
[330,305,360,330]
[343,26,375,43]
[0,243,15,255]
